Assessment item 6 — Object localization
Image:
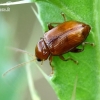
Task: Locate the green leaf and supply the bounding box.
[33,0,100,100]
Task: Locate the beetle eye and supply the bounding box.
[37,58,41,61]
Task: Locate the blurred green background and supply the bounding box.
[0,1,58,100]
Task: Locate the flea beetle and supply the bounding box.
[35,13,93,70]
[3,13,93,76]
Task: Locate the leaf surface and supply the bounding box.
[33,0,100,100]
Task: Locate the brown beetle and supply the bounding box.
[35,13,93,69]
[3,14,93,76]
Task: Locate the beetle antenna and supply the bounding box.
[41,60,44,65]
[2,58,36,77]
[7,47,34,58]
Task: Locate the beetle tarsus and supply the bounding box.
[59,55,78,64]
[81,42,94,51]
[61,12,66,21]
[82,42,94,46]
[75,60,79,65]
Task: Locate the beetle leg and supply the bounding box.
[48,23,61,30]
[48,23,54,30]
[49,55,54,74]
[59,55,78,64]
[71,42,94,53]
[61,13,66,21]
[81,42,94,51]
[70,48,83,52]
[48,13,66,30]
[41,60,44,65]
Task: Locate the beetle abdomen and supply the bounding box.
[44,21,90,55]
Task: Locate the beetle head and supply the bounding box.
[35,39,50,61]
